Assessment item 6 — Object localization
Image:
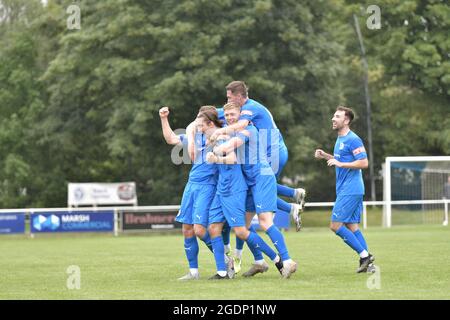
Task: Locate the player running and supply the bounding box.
[315,106,376,273]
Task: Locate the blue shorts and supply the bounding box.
[245,174,277,214]
[209,191,247,227]
[176,182,216,226]
[268,144,288,178]
[331,195,363,224]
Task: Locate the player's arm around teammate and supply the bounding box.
[210,102,298,279]
[213,104,278,233]
[206,147,282,280]
[211,81,306,231]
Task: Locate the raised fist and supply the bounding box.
[159,107,170,118]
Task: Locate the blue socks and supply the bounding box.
[277,184,295,214]
[235,235,245,250]
[222,223,231,246]
[353,229,368,251]
[266,225,290,261]
[200,233,213,252]
[211,236,226,272]
[335,226,364,254]
[247,225,264,261]
[246,231,277,261]
[277,198,292,213]
[277,184,295,198]
[184,236,199,268]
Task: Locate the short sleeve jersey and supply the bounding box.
[179,134,218,185]
[333,130,367,195]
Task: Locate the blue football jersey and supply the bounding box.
[235,125,273,187]
[333,130,367,195]
[215,139,248,196]
[238,99,286,158]
[178,134,188,148]
[179,133,218,185]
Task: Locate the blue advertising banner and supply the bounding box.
[30,211,114,233]
[0,213,25,234]
[250,210,290,230]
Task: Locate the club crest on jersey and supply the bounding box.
[339,142,345,150]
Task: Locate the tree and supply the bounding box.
[0,0,48,207]
[3,0,445,208]
[40,0,351,205]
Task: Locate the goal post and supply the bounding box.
[383,156,450,228]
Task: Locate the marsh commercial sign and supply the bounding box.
[31,211,114,233]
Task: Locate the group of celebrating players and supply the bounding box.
[159,80,376,280]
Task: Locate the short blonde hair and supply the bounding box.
[223,102,240,111]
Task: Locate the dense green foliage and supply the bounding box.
[0,0,448,207]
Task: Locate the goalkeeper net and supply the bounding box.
[383,156,450,227]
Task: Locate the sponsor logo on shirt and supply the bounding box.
[352,146,366,155]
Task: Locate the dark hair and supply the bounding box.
[197,107,223,128]
[336,106,355,124]
[226,81,248,98]
[198,105,216,113]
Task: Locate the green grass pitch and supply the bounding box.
[0,225,449,299]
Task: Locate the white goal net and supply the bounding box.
[383,156,450,227]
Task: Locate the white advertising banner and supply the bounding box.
[68,182,137,207]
